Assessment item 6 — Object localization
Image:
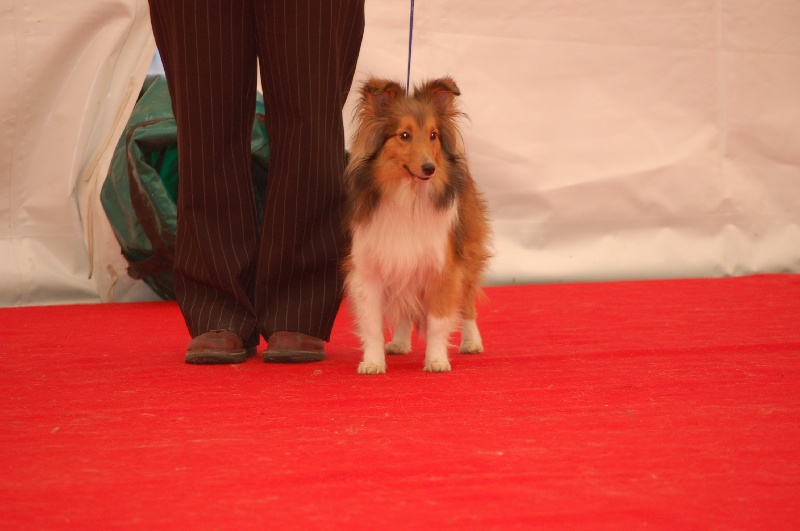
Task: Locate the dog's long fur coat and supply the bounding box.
[343,77,491,374]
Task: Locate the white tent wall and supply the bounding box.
[377,0,800,285]
[1,0,156,306]
[2,1,798,306]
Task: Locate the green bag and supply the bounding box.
[100,74,269,299]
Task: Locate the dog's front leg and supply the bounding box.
[350,273,387,375]
[424,314,455,372]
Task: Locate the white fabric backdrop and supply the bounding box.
[1,0,157,305]
[2,0,799,305]
[377,0,800,285]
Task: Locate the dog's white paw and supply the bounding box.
[358,361,387,375]
[385,341,412,355]
[423,359,451,372]
[459,340,483,354]
[459,319,483,354]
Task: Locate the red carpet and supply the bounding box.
[2,275,799,529]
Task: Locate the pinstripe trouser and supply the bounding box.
[148,0,365,346]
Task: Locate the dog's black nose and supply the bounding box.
[422,163,436,176]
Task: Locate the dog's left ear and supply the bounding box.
[415,77,461,111]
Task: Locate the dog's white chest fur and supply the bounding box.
[349,183,457,320]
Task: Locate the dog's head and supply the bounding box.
[350,77,465,185]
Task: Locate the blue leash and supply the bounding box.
[406,0,415,95]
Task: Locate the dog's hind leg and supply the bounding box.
[459,319,483,354]
[386,315,413,354]
[459,296,484,354]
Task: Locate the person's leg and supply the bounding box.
[148,0,261,359]
[253,0,365,347]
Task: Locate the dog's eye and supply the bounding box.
[399,132,411,141]
[430,132,438,141]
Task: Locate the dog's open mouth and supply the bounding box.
[403,165,431,182]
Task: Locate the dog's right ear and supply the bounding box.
[350,78,404,159]
[359,78,403,115]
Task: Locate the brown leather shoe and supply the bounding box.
[263,331,326,363]
[185,329,257,364]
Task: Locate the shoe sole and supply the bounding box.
[185,347,257,365]
[263,350,326,363]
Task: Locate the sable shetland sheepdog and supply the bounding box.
[343,77,491,374]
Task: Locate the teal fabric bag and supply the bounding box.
[101,74,269,299]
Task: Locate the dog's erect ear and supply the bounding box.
[415,77,461,110]
[414,77,465,158]
[360,78,403,115]
[350,79,404,157]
